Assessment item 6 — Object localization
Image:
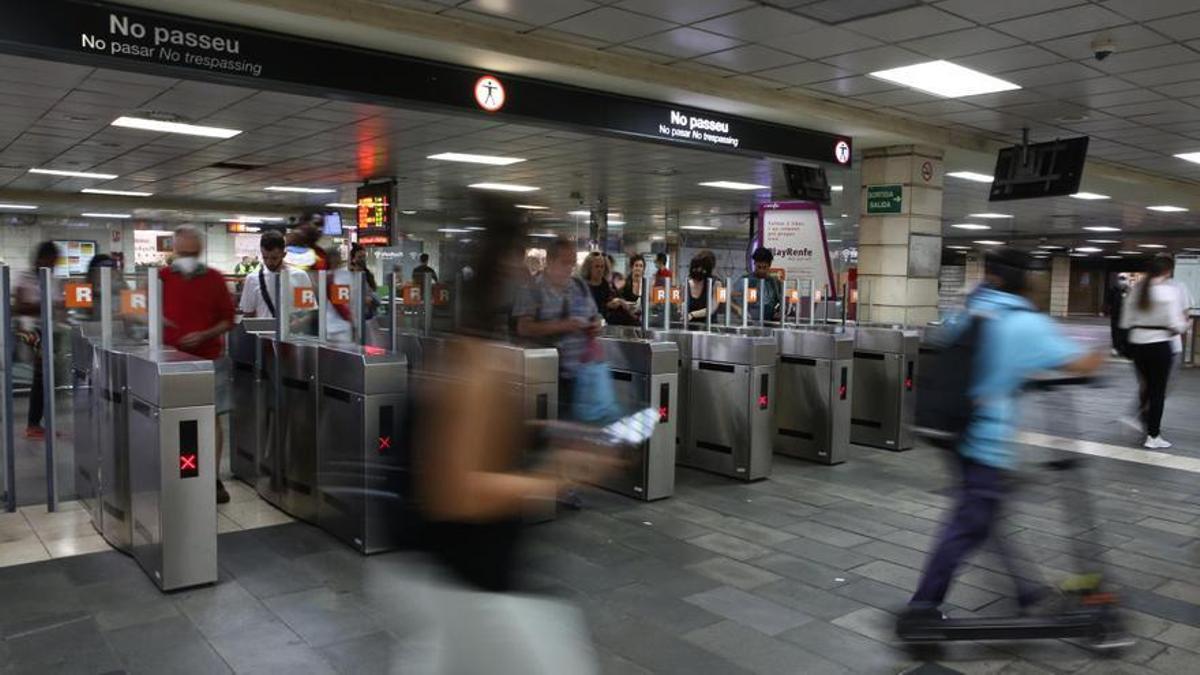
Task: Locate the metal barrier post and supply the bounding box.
[147,268,162,354]
[317,270,328,343]
[741,278,749,328]
[1,266,13,512]
[100,267,112,350]
[724,276,732,326]
[662,278,671,330]
[275,271,286,340]
[422,273,433,337]
[350,270,365,345]
[38,268,57,511]
[640,275,651,332]
[809,280,816,326]
[758,279,765,327]
[705,278,713,332]
[387,273,398,352]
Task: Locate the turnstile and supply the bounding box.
[229,318,275,486]
[774,329,854,465]
[97,344,134,551]
[71,328,99,521]
[679,333,776,481]
[316,344,407,553]
[126,348,217,591]
[849,326,919,451]
[260,337,321,522]
[595,337,678,500]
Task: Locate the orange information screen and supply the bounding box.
[356,182,393,247]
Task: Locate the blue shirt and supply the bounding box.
[953,287,1083,468]
[511,276,598,379]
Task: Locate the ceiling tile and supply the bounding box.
[728,74,789,90]
[756,62,854,86]
[1000,62,1106,88]
[837,6,972,41]
[549,7,675,43]
[852,88,932,107]
[958,89,1047,109]
[694,45,802,73]
[992,5,1130,43]
[693,6,819,41]
[959,45,1067,74]
[1064,87,1162,108]
[612,0,754,24]
[669,60,738,78]
[603,45,676,64]
[530,28,612,49]
[1033,76,1140,99]
[760,25,882,59]
[804,75,900,97]
[934,0,1089,24]
[1106,99,1196,118]
[626,27,743,58]
[1093,44,1200,74]
[900,27,1023,60]
[1039,24,1170,61]
[1102,0,1200,21]
[1119,62,1200,86]
[459,0,597,25]
[1153,80,1200,98]
[896,100,979,116]
[821,45,926,74]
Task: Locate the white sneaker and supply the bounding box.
[1143,436,1172,449]
[1154,436,1172,449]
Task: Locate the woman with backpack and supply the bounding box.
[1120,255,1191,449]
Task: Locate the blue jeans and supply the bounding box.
[910,456,1041,608]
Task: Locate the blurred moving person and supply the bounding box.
[900,251,1105,631]
[160,226,236,504]
[1104,273,1130,356]
[684,250,722,325]
[284,217,328,272]
[323,246,355,343]
[653,252,671,286]
[418,201,610,674]
[412,253,439,288]
[1120,256,1190,449]
[733,247,782,321]
[238,231,309,319]
[13,241,59,439]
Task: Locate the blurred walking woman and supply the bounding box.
[1121,256,1190,449]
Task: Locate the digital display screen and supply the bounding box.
[356,182,394,247]
[323,211,342,236]
[179,420,199,479]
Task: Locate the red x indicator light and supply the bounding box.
[378,436,392,453]
[659,406,669,423]
[758,395,769,408]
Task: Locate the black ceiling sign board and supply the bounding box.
[0,0,852,166]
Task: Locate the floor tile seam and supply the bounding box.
[1016,431,1200,475]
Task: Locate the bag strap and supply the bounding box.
[258,268,276,318]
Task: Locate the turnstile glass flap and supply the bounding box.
[317,344,406,394]
[71,327,95,372]
[598,337,678,375]
[125,348,216,407]
[776,330,854,360]
[853,326,920,355]
[688,333,777,366]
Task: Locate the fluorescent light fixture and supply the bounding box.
[29,168,118,180]
[427,152,525,166]
[947,245,971,250]
[81,188,153,197]
[609,220,626,226]
[1117,250,1142,255]
[468,182,539,192]
[1138,244,1167,249]
[0,203,37,210]
[1174,152,1200,164]
[946,171,993,183]
[968,213,1012,219]
[437,228,472,234]
[973,240,1004,245]
[1038,245,1064,250]
[840,213,848,217]
[649,235,665,241]
[1076,247,1103,253]
[464,226,486,231]
[81,212,131,219]
[1088,239,1120,244]
[111,116,242,139]
[1069,253,1089,257]
[681,225,718,231]
[530,232,557,239]
[870,60,1020,98]
[951,223,990,230]
[831,185,844,192]
[1147,205,1187,213]
[827,239,842,243]
[515,204,549,210]
[1104,255,1123,259]
[1070,192,1109,200]
[325,202,357,209]
[1083,226,1121,232]
[568,210,590,217]
[698,181,769,190]
[221,217,283,224]
[400,210,418,215]
[264,186,337,194]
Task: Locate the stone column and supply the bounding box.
[857,145,944,326]
[1050,256,1071,317]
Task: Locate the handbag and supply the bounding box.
[571,344,621,424]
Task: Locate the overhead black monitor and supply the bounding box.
[323,211,342,236]
[989,136,1089,202]
[783,164,831,204]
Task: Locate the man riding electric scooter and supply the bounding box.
[900,250,1110,645]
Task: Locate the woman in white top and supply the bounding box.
[1120,256,1190,448]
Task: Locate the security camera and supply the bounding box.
[1091,36,1116,61]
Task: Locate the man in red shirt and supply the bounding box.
[161,226,235,503]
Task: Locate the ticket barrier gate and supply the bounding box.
[316,344,407,553]
[229,318,276,486]
[126,348,218,591]
[849,326,919,451]
[97,343,137,551]
[259,337,321,522]
[71,327,99,521]
[677,333,776,481]
[595,337,677,500]
[773,329,854,465]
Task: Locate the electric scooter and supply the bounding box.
[898,373,1134,652]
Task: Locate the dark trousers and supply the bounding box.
[1131,341,1173,437]
[911,456,1039,608]
[27,350,43,428]
[1110,319,1127,355]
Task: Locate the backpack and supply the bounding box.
[913,313,987,451]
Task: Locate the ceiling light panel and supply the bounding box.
[1083,226,1121,232]
[427,152,526,165]
[1070,192,1109,200]
[967,213,1012,219]
[951,223,990,230]
[946,171,993,183]
[325,203,357,208]
[81,212,131,219]
[1146,205,1187,213]
[1174,152,1200,165]
[30,168,118,180]
[468,183,540,192]
[698,181,770,190]
[870,60,1020,98]
[0,203,37,210]
[515,204,549,210]
[81,188,153,197]
[264,186,337,194]
[111,116,242,139]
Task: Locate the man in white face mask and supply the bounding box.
[161,225,236,503]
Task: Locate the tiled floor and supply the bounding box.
[0,320,1198,673]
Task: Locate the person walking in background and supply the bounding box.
[1121,256,1190,449]
[160,226,235,503]
[733,247,783,322]
[581,252,622,324]
[1104,273,1130,356]
[617,254,646,322]
[284,217,328,273]
[13,241,59,439]
[239,231,309,319]
[653,252,671,286]
[684,250,722,326]
[412,253,439,288]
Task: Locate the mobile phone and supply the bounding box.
[602,407,659,446]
